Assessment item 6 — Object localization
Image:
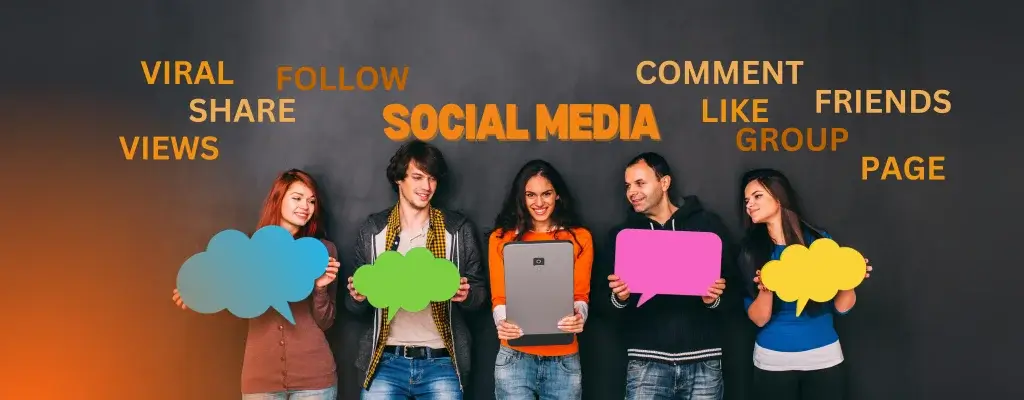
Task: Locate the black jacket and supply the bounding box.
[601,195,740,365]
[343,207,488,390]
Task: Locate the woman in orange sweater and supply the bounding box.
[488,159,594,400]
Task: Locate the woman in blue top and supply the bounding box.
[737,168,871,400]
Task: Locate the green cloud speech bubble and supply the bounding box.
[352,247,462,322]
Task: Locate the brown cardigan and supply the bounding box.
[240,239,339,394]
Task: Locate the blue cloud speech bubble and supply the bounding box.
[175,225,328,324]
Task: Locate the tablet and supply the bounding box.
[502,240,576,346]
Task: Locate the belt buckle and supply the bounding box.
[402,346,413,359]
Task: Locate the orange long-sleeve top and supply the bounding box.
[489,227,593,356]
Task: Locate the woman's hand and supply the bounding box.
[315,257,341,288]
[171,288,188,310]
[748,272,774,327]
[497,319,523,340]
[834,257,871,313]
[557,306,585,333]
[754,270,770,292]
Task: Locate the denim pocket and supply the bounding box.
[626,359,648,374]
[701,358,722,372]
[495,347,516,368]
[558,354,582,375]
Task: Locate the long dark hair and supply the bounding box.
[738,168,828,316]
[492,159,585,255]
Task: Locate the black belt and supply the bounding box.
[384,345,450,359]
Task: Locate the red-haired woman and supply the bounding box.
[172,169,341,400]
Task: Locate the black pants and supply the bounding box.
[752,362,846,400]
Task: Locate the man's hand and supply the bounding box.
[451,277,470,302]
[347,276,366,302]
[702,278,726,304]
[608,274,630,301]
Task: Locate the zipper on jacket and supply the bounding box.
[649,219,677,230]
[449,231,463,389]
[369,239,380,364]
[448,301,461,389]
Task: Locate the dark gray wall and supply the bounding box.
[6,0,1021,399]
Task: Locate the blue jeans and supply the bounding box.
[494,346,582,400]
[360,352,462,400]
[241,385,337,400]
[624,358,724,400]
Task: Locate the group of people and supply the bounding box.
[172,140,872,400]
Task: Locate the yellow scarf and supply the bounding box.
[364,204,456,389]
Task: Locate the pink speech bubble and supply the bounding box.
[614,229,722,306]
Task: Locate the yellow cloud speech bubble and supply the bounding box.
[759,238,866,317]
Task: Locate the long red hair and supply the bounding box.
[255,169,325,239]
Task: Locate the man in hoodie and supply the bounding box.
[604,152,738,400]
[344,140,488,399]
